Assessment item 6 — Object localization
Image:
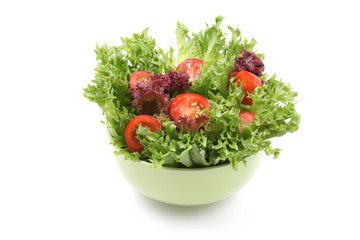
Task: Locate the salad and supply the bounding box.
[83,16,300,170]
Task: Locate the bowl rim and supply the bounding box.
[135,159,233,172]
[117,151,263,172]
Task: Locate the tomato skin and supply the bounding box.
[232,70,262,105]
[125,115,162,153]
[170,93,210,121]
[129,71,151,88]
[176,59,204,81]
[238,111,256,131]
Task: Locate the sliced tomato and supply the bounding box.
[170,93,210,121]
[129,71,151,88]
[232,70,262,105]
[239,111,256,131]
[125,115,162,153]
[176,58,204,81]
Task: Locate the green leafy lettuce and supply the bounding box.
[83,16,300,169]
[83,29,175,151]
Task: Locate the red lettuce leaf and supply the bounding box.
[128,77,170,115]
[166,70,192,95]
[128,70,192,115]
[174,115,210,133]
[234,49,265,77]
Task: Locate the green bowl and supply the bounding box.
[114,151,263,206]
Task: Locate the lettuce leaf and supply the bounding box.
[84,16,300,169]
[136,74,299,170]
[252,73,301,138]
[176,16,264,100]
[83,29,176,153]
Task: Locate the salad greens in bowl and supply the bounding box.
[84,16,300,205]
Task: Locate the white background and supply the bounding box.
[1,0,359,239]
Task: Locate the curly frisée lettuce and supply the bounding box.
[83,16,300,169]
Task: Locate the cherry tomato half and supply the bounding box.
[239,111,256,131]
[129,71,151,88]
[232,70,262,105]
[176,58,204,81]
[125,115,162,153]
[170,93,211,122]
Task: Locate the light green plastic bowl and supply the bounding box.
[114,151,263,206]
